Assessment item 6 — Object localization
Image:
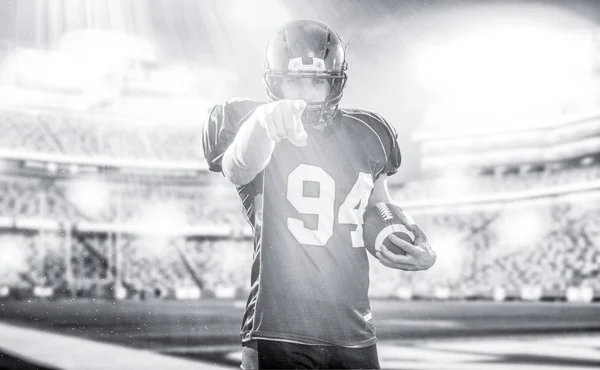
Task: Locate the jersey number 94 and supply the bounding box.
[285,164,373,248]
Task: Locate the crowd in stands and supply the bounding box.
[0,233,64,289]
[369,199,600,297]
[0,231,253,298]
[0,175,246,226]
[0,109,203,161]
[392,164,600,202]
[1,194,598,299]
[0,107,599,300]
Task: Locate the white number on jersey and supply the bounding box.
[338,172,373,248]
[286,164,374,248]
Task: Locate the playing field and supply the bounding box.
[1,299,600,369]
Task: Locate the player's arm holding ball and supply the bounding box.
[367,175,436,271]
[362,112,436,271]
[221,99,308,186]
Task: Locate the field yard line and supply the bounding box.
[0,322,228,370]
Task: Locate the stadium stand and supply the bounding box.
[0,174,245,226]
[391,164,600,202]
[0,106,598,302]
[0,108,202,161]
[369,196,600,299]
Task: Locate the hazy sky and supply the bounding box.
[0,0,598,181]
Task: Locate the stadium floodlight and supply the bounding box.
[0,239,27,275]
[415,25,594,99]
[3,49,87,91]
[150,65,198,96]
[215,285,237,299]
[566,286,581,302]
[579,286,595,303]
[58,30,155,109]
[66,179,110,217]
[47,163,58,174]
[492,207,549,251]
[414,24,595,132]
[428,231,464,280]
[509,209,548,247]
[580,156,594,166]
[493,286,507,302]
[59,29,156,64]
[135,204,186,257]
[137,204,187,236]
[114,284,128,301]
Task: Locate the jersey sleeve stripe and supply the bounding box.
[211,152,225,163]
[359,110,398,148]
[342,113,388,177]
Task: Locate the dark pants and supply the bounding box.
[241,340,380,369]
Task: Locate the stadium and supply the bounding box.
[0,0,600,369]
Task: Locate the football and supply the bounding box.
[363,202,415,257]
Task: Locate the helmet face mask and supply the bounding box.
[263,19,348,125]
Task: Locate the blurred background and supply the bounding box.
[0,0,600,369]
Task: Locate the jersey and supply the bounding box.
[202,99,401,348]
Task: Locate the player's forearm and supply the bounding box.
[222,116,275,186]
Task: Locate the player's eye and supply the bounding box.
[282,78,328,91]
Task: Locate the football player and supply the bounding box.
[202,19,436,370]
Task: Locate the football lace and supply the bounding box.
[376,202,393,221]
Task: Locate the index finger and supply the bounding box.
[291,100,306,133]
[283,100,305,134]
[293,100,307,115]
